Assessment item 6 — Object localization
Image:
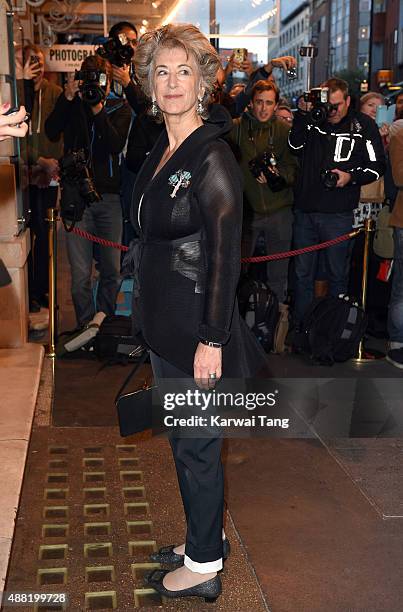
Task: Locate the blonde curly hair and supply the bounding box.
[134,23,221,121]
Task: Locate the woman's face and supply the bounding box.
[152,46,202,118]
[361,96,383,120]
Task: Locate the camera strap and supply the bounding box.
[247,119,275,156]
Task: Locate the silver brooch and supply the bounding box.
[168,170,191,198]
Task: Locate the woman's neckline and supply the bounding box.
[151,122,204,182]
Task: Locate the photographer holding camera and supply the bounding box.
[230,80,298,303]
[288,77,385,330]
[103,21,147,115]
[45,54,131,329]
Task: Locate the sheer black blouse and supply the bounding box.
[130,104,267,377]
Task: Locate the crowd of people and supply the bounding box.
[9,21,403,367]
[4,20,403,604]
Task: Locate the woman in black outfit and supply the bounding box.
[130,24,266,603]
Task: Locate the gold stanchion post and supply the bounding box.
[46,208,58,358]
[353,218,384,362]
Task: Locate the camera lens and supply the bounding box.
[311,107,326,123]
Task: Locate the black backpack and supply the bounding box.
[238,276,279,352]
[294,295,368,365]
[95,315,144,363]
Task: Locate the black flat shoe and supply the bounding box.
[150,538,231,566]
[144,568,221,603]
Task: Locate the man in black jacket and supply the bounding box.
[45,54,132,328]
[288,77,386,328]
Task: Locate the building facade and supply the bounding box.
[310,0,331,85]
[277,1,311,103]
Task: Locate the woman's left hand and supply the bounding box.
[194,342,222,390]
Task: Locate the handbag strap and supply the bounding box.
[114,349,150,403]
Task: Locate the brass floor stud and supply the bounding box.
[122,502,150,518]
[34,604,66,612]
[126,521,153,537]
[83,457,104,468]
[131,563,160,582]
[48,446,68,455]
[83,472,105,483]
[85,591,117,610]
[123,487,146,501]
[42,524,69,538]
[37,567,67,586]
[38,544,68,560]
[120,471,143,483]
[47,473,68,484]
[44,488,69,501]
[48,460,68,469]
[84,542,113,559]
[128,541,157,558]
[84,522,111,537]
[118,458,140,468]
[85,565,115,583]
[43,506,69,519]
[116,444,136,453]
[83,487,106,500]
[84,504,110,518]
[133,588,163,607]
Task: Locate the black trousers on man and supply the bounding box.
[150,351,224,571]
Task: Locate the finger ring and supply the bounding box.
[209,373,217,379]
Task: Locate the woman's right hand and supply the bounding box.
[0,104,28,141]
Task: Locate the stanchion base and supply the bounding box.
[352,347,385,363]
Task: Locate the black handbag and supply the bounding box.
[115,350,157,437]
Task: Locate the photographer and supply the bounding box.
[229,80,298,303]
[105,21,146,115]
[45,54,131,329]
[99,22,146,245]
[20,44,64,313]
[288,78,385,330]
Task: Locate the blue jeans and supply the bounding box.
[387,227,403,344]
[66,194,122,327]
[293,210,353,326]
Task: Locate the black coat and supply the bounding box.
[130,104,267,377]
[288,109,386,213]
[45,94,132,195]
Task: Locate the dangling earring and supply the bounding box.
[196,96,204,115]
[151,99,159,116]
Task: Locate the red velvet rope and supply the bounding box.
[70,226,362,263]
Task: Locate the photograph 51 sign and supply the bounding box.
[44,45,96,72]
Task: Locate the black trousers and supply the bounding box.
[150,351,224,567]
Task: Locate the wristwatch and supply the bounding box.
[200,339,222,348]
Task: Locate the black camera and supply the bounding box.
[60,150,101,228]
[320,169,338,190]
[96,33,134,67]
[74,69,108,106]
[248,151,286,192]
[303,87,338,124]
